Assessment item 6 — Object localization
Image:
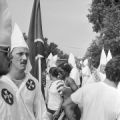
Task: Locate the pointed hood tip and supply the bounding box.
[11,23,28,51]
[106,50,112,63]
[68,53,76,67]
[99,47,107,65]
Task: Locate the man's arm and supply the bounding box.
[67,77,78,91]
[62,96,73,107]
[62,97,77,120]
[63,86,84,120]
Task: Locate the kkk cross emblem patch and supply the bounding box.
[26,79,36,91]
[1,88,14,105]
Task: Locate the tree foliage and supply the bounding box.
[43,38,68,59]
[86,0,120,68]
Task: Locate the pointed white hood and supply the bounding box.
[49,54,58,68]
[83,59,89,66]
[99,48,107,66]
[47,53,53,61]
[53,55,58,63]
[11,23,28,51]
[46,53,57,73]
[68,53,76,68]
[97,47,107,81]
[98,47,107,72]
[106,50,112,63]
[11,23,31,73]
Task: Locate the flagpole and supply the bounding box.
[35,54,43,87]
[35,54,43,120]
[38,57,41,83]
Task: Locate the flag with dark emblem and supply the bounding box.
[27,0,46,97]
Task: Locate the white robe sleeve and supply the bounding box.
[0,79,18,120]
[71,87,84,106]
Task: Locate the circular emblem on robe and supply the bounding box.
[1,89,14,105]
[26,79,36,91]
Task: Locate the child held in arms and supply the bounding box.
[47,67,65,119]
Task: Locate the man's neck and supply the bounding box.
[104,78,117,88]
[9,68,25,80]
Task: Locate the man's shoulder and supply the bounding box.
[26,73,39,86]
[0,75,10,83]
[0,75,7,79]
[80,82,103,93]
[83,82,101,88]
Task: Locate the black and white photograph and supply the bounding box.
[0,0,120,120]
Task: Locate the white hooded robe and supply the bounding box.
[1,73,47,120]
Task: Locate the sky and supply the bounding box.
[7,0,96,58]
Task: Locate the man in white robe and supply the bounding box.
[81,64,91,86]
[1,23,47,120]
[63,56,120,120]
[0,0,19,119]
[68,53,81,87]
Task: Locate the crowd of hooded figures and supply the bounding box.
[45,49,120,120]
[43,48,120,120]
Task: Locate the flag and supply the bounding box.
[27,0,46,99]
[27,0,47,119]
[27,0,46,95]
[27,0,45,79]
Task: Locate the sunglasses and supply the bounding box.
[0,47,10,57]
